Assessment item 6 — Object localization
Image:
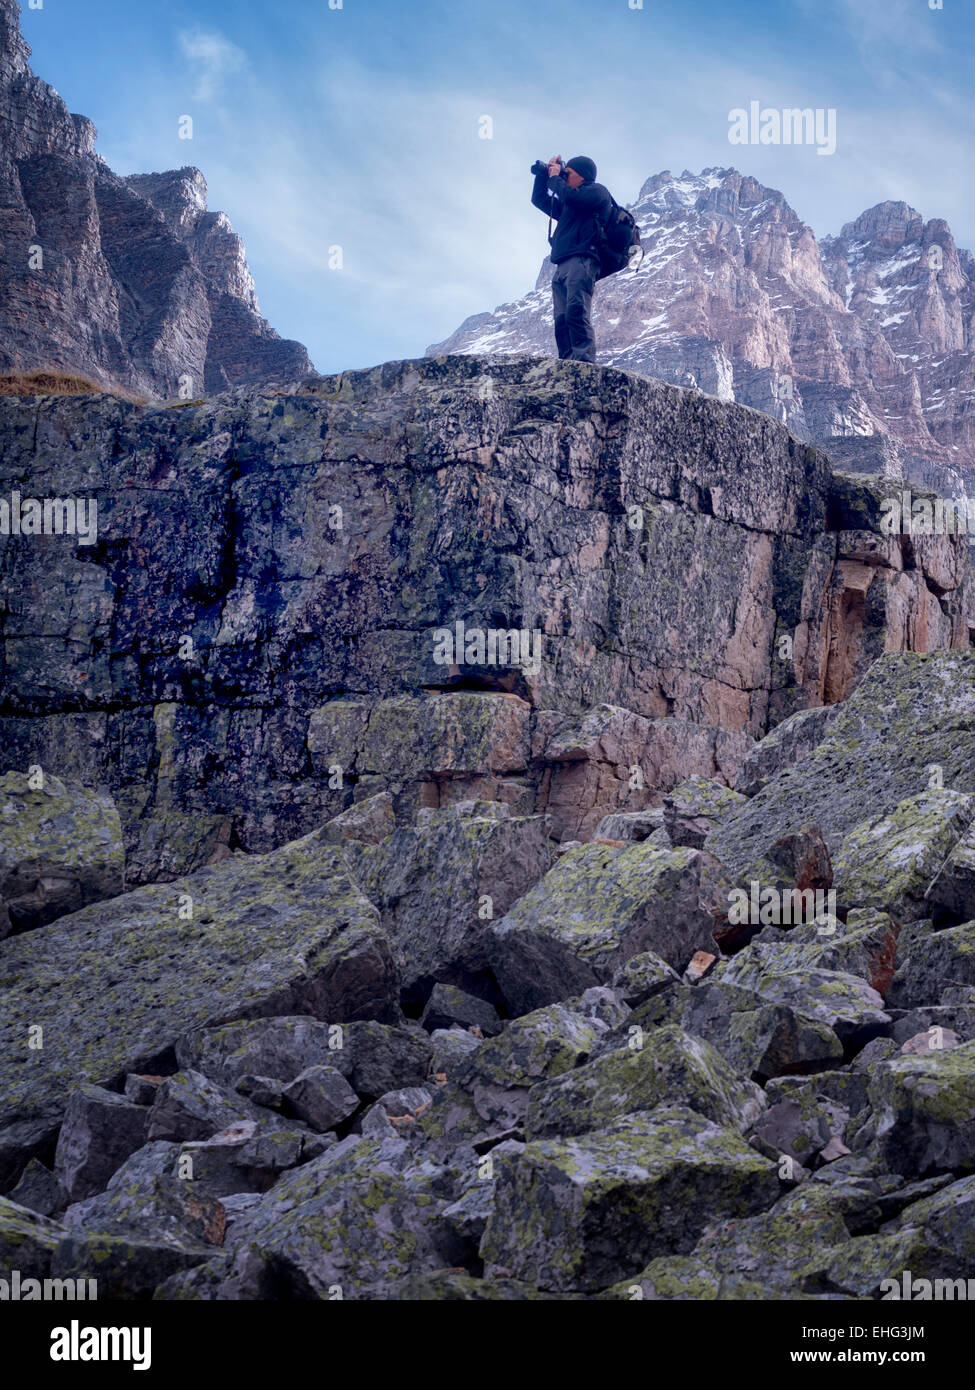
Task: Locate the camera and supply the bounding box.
[531,158,561,176]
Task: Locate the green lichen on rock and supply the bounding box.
[487,840,726,1014]
[480,1104,780,1292]
[833,789,975,920]
[0,1195,63,1278]
[865,1039,975,1176]
[0,771,124,935]
[525,1023,765,1139]
[0,829,398,1134]
[707,651,975,881]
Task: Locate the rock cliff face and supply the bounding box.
[429,168,975,504]
[1,355,969,884]
[0,0,311,397]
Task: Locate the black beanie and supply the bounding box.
[566,156,597,183]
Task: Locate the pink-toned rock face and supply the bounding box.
[0,1,311,396]
[430,167,975,505]
[1,355,967,871]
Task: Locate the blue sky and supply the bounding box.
[20,0,974,374]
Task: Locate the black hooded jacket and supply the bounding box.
[531,168,613,265]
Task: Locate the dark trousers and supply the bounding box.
[552,254,599,362]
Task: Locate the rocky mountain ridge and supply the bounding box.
[0,0,311,397]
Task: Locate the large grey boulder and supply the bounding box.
[524,1025,766,1139]
[675,980,847,1081]
[480,1105,780,1293]
[862,1041,975,1176]
[147,1072,273,1144]
[187,1134,467,1298]
[887,923,975,1008]
[925,825,975,920]
[175,1015,434,1099]
[281,1067,360,1133]
[0,831,398,1169]
[832,790,975,920]
[340,803,551,995]
[707,651,975,884]
[0,772,124,937]
[54,1085,149,1203]
[486,841,727,1015]
[0,1196,64,1280]
[734,706,838,797]
[662,776,748,849]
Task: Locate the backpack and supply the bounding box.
[593,196,643,280]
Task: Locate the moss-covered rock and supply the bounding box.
[885,1173,975,1266]
[340,804,551,995]
[720,953,890,1047]
[662,775,748,849]
[525,1024,765,1139]
[486,840,728,1015]
[833,790,975,920]
[0,1195,63,1278]
[0,771,123,936]
[888,922,975,1009]
[600,1255,721,1300]
[480,1104,780,1292]
[0,830,398,1148]
[748,911,899,997]
[926,822,975,922]
[677,978,846,1080]
[707,651,975,882]
[198,1133,466,1297]
[864,1040,975,1176]
[735,706,838,798]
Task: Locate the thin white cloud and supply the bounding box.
[178,28,248,103]
[795,0,944,57]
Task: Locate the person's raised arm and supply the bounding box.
[554,181,608,210]
[531,155,565,218]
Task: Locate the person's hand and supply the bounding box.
[548,155,563,176]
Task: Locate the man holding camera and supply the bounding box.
[530,155,612,364]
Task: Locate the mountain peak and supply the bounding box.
[0,0,311,394]
[836,201,926,250]
[429,167,974,498]
[0,0,30,78]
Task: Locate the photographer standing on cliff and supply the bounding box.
[531,155,613,364]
